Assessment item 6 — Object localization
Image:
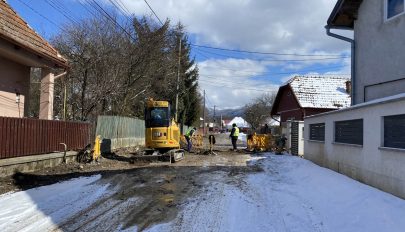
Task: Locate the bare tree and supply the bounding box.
[51,14,200,125]
[244,92,277,130]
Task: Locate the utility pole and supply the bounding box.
[175,37,182,122]
[213,105,216,129]
[203,90,206,135]
[213,105,216,122]
[220,114,223,131]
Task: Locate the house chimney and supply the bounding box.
[345,80,351,94]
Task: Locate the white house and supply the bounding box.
[305,0,405,199]
[226,117,250,129]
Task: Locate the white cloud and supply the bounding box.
[117,0,350,54]
[198,58,278,109]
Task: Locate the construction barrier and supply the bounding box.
[247,133,275,151]
[181,134,203,149]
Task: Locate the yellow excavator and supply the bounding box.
[144,98,185,162]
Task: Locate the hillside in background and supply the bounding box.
[207,107,245,121]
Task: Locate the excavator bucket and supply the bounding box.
[167,149,185,162]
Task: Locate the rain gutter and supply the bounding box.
[325,25,355,105]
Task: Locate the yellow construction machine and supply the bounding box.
[144,98,184,162]
[247,133,275,152]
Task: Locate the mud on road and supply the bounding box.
[1,152,262,231]
[56,154,262,231]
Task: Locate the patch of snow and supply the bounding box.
[0,175,107,232]
[238,132,247,143]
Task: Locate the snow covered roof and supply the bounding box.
[286,76,351,109]
[226,117,250,128]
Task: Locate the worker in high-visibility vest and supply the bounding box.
[185,127,197,152]
[230,123,240,151]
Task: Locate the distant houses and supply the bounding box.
[0,0,68,119]
[225,116,250,130]
[305,0,405,199]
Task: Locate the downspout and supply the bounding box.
[54,70,68,120]
[325,25,355,106]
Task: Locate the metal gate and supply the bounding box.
[290,121,299,155]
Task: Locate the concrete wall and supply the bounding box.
[354,0,405,104]
[0,56,30,117]
[0,151,78,177]
[304,96,405,198]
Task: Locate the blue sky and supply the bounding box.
[6,0,351,109]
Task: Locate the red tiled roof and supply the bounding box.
[0,0,68,68]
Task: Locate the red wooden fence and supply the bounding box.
[0,117,91,159]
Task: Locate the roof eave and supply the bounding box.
[327,0,363,29]
[0,35,69,69]
[270,84,303,116]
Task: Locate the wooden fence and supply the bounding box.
[0,117,91,159]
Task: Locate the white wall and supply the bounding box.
[304,95,405,198]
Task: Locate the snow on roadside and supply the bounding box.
[146,154,405,232]
[0,175,107,232]
[264,154,405,232]
[238,132,247,143]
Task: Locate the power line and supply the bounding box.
[75,0,100,19]
[44,0,80,25]
[114,0,131,15]
[199,77,266,87]
[88,0,135,39]
[198,65,348,78]
[143,0,164,25]
[13,0,67,33]
[194,48,349,75]
[107,0,129,17]
[199,80,274,92]
[194,47,350,61]
[191,44,347,57]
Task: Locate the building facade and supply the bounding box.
[305,0,405,199]
[328,0,405,104]
[0,0,68,119]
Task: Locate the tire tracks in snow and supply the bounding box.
[260,154,327,232]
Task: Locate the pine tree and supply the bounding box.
[171,23,200,126]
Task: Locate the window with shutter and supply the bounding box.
[309,123,325,142]
[384,114,405,149]
[334,119,363,145]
